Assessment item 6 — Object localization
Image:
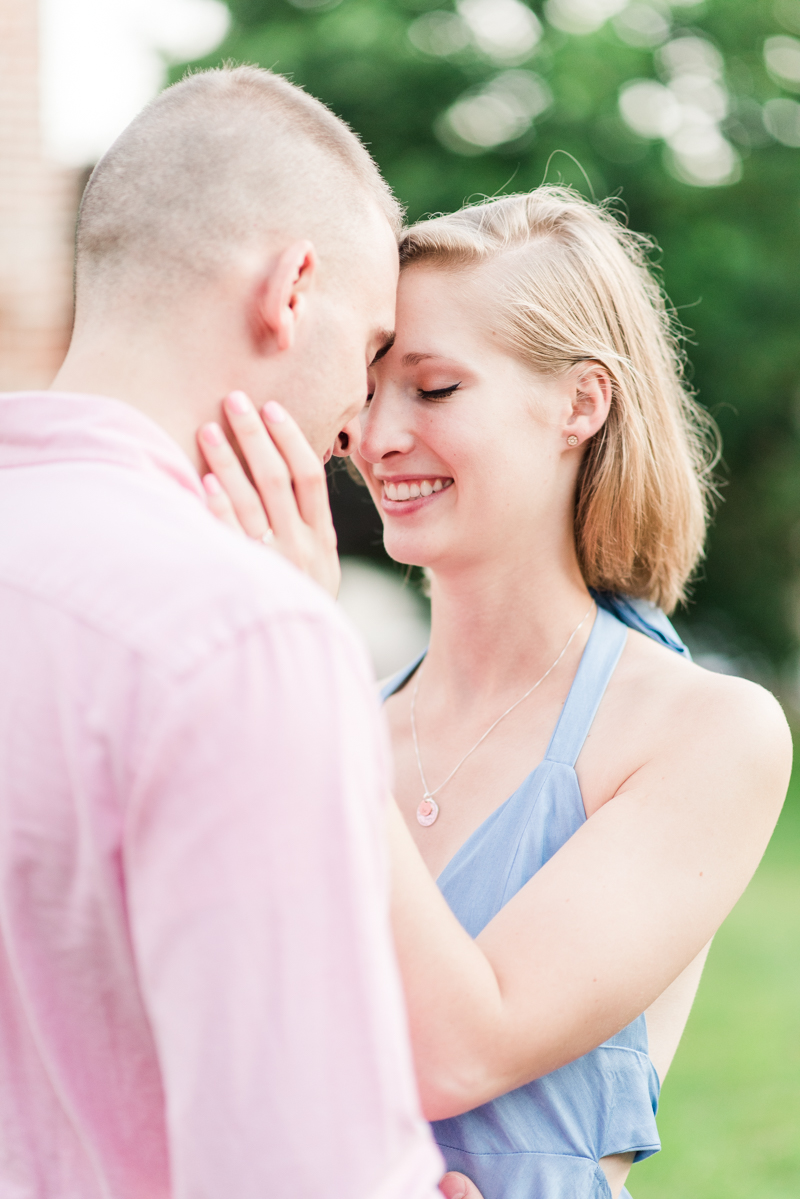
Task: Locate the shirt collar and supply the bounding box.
[0,391,206,502]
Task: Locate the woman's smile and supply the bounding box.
[379,474,454,513]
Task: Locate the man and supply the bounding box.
[0,66,478,1198]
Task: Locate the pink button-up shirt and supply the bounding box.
[0,392,442,1199]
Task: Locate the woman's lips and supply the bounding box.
[379,477,453,513]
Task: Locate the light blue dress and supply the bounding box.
[381,597,689,1199]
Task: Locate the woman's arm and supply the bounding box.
[389,673,790,1119]
[643,939,711,1084]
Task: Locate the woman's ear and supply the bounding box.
[251,241,317,354]
[563,362,612,450]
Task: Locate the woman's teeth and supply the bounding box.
[383,479,451,502]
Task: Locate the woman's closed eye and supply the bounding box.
[363,380,462,406]
[418,382,461,400]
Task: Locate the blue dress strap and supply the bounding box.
[590,589,691,659]
[379,650,426,703]
[544,606,628,767]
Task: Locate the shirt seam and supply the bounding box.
[435,1143,661,1160]
[595,1044,661,1096]
[499,760,556,900]
[0,570,346,685]
[434,1146,605,1161]
[0,448,197,479]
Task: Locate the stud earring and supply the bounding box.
[567,435,579,447]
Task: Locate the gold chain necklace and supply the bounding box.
[410,603,595,827]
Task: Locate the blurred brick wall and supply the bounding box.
[0,0,77,390]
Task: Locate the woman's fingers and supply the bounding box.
[221,392,308,547]
[260,400,335,536]
[197,421,271,540]
[199,391,341,597]
[223,391,332,540]
[202,473,246,534]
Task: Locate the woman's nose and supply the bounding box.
[358,393,416,463]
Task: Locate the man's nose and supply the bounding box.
[331,415,362,458]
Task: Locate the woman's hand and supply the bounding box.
[197,391,340,597]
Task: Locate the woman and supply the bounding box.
[199,188,790,1198]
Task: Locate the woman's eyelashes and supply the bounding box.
[417,382,461,400]
[363,380,461,406]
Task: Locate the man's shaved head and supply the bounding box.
[75,65,402,313]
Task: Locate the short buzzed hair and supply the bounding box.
[75,66,403,308]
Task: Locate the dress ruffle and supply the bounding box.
[433,1043,660,1191]
[439,1147,614,1199]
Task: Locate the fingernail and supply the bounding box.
[262,400,286,423]
[201,423,223,446]
[202,473,221,496]
[227,390,250,414]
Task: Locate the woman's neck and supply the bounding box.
[423,546,594,704]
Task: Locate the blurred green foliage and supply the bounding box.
[172,0,800,671]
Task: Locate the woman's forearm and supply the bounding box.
[388,800,508,1118]
[389,799,601,1115]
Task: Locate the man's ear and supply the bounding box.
[251,241,317,354]
[563,362,613,448]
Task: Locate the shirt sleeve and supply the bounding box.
[124,610,443,1199]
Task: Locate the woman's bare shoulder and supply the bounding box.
[621,629,792,783]
[581,628,791,820]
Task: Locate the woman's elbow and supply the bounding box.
[417,1055,509,1121]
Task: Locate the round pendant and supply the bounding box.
[416,796,439,827]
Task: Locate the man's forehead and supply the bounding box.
[345,209,398,330]
[359,208,400,277]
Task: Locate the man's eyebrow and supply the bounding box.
[370,331,395,364]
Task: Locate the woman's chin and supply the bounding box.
[384,547,429,569]
[382,533,436,570]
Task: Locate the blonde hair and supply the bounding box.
[399,187,719,612]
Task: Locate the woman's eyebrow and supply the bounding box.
[403,352,468,371]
